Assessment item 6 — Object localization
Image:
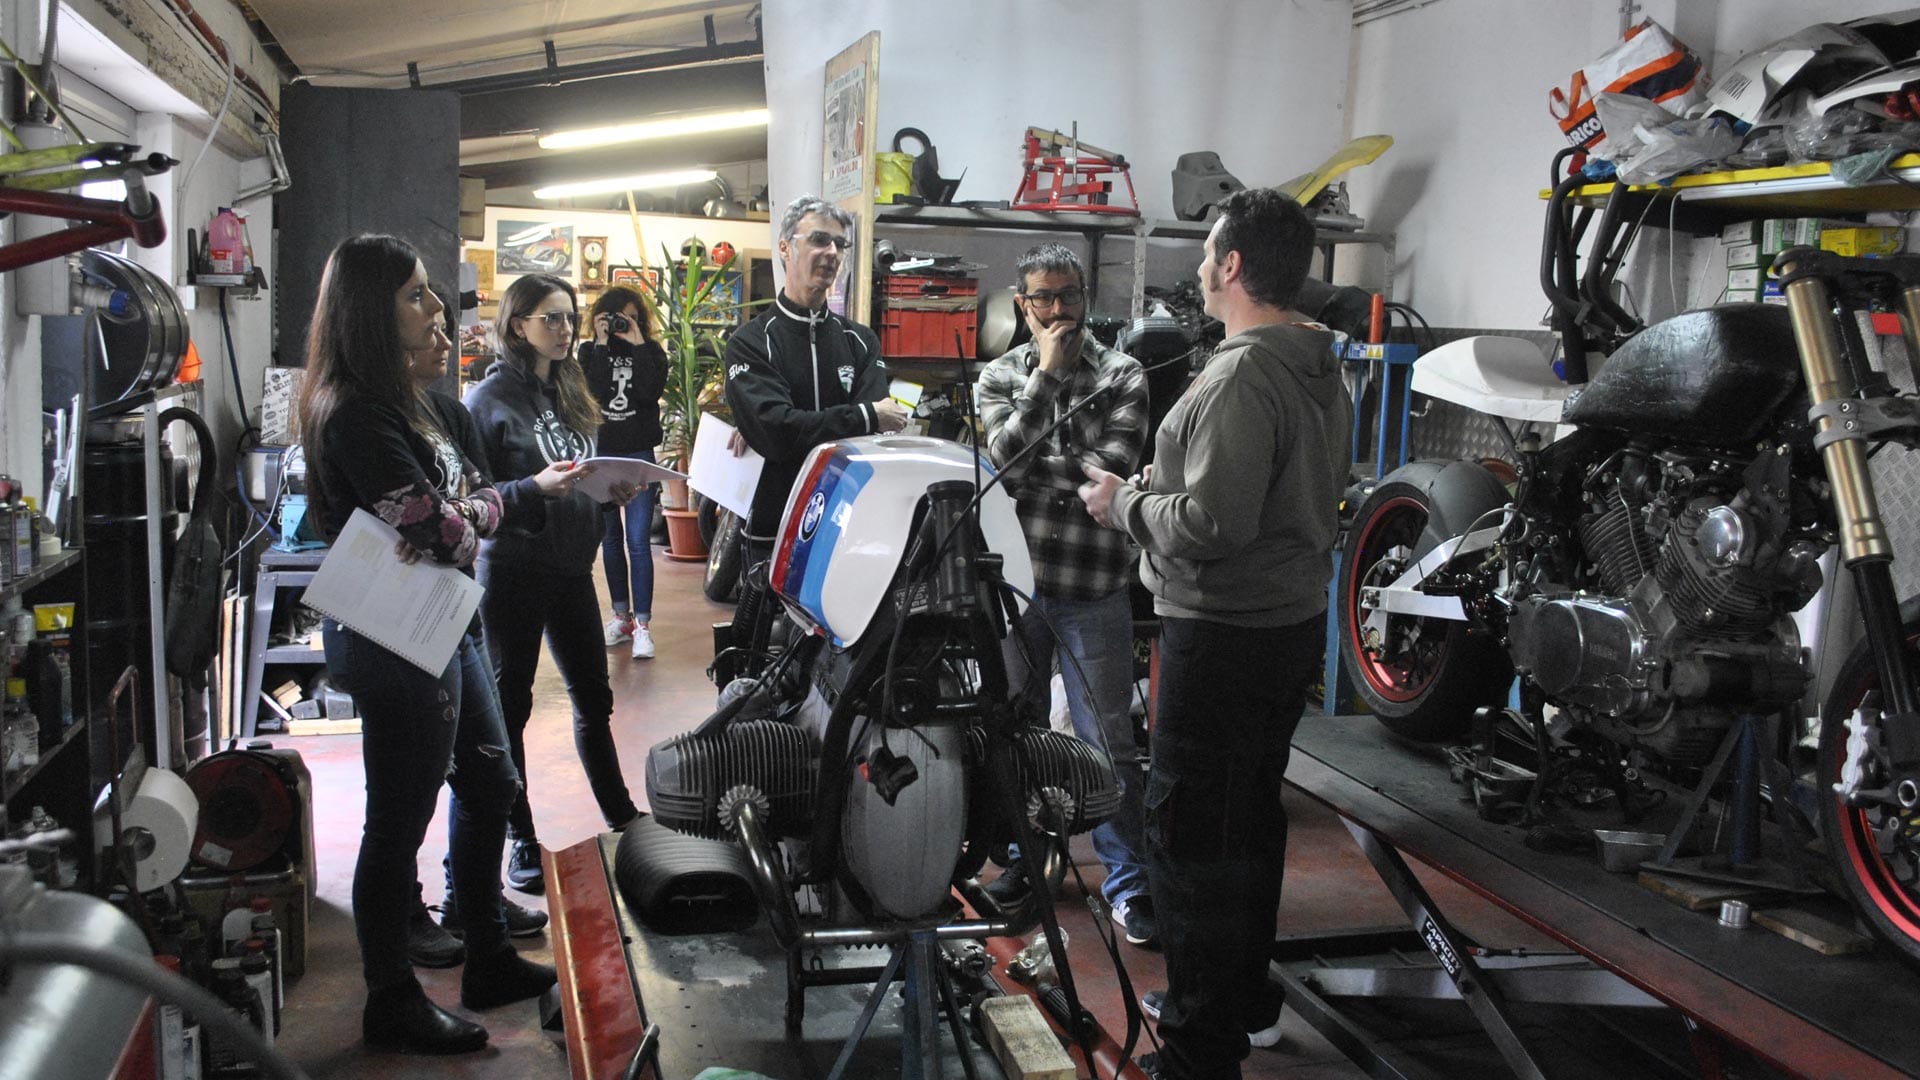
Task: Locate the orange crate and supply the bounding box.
[879,275,978,359]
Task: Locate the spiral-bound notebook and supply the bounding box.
[300,509,483,676]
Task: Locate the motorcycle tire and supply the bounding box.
[1339,478,1511,741]
[696,494,721,549]
[1817,595,1920,974]
[705,509,744,603]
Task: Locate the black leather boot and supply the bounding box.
[460,944,557,1011]
[363,976,488,1055]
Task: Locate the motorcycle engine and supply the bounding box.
[1509,447,1820,762]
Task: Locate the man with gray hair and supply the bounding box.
[975,241,1153,945]
[725,194,908,560]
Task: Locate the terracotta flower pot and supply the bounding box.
[663,507,707,561]
[661,475,691,512]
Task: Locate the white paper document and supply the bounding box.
[571,456,687,504]
[299,509,483,677]
[689,414,763,519]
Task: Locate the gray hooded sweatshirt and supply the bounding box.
[1110,322,1351,627]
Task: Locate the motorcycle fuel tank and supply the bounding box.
[1562,304,1801,448]
[769,436,1034,648]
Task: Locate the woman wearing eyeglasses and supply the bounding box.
[463,273,643,897]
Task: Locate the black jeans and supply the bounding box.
[1146,612,1324,1080]
[477,559,639,836]
[321,623,518,990]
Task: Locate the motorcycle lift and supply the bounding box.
[1280,713,1920,1080]
[543,832,1149,1080]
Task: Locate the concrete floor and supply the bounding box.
[273,555,1553,1079]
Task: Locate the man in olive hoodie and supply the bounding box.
[1080,188,1352,1080]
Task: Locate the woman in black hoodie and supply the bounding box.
[464,273,642,894]
[295,235,568,1054]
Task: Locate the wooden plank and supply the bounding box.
[285,717,361,736]
[979,994,1076,1080]
[1752,907,1874,957]
[1636,870,1771,913]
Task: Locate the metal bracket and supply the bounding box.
[1341,817,1553,1080]
[1809,395,1920,452]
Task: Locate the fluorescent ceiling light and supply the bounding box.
[538,108,769,151]
[533,169,718,200]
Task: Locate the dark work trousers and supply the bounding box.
[477,558,640,836]
[1147,610,1325,1080]
[322,622,517,990]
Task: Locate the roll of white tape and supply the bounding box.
[94,768,200,891]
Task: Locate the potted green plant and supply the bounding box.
[632,243,750,559]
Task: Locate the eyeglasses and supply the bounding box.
[523,311,580,331]
[1020,287,1085,309]
[800,230,851,252]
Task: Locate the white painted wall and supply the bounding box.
[762,0,1354,236]
[1342,0,1908,330]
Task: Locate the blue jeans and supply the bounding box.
[1004,586,1147,908]
[477,560,639,835]
[321,622,519,990]
[1147,612,1323,1080]
[599,450,658,622]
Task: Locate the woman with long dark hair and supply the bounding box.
[464,273,642,896]
[295,235,569,1054]
[580,284,668,659]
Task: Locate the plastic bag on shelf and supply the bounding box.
[1783,90,1920,162]
[1593,93,1743,184]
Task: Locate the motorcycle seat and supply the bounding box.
[1410,335,1568,423]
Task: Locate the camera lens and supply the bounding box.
[608,314,630,333]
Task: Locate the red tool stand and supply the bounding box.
[1011,129,1139,215]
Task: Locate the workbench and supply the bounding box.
[1283,714,1920,1080]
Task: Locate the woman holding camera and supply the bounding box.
[465,274,643,895]
[580,285,668,660]
[296,236,564,1054]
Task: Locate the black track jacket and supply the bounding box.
[723,294,889,536]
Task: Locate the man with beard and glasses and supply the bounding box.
[1078,188,1352,1080]
[974,242,1153,946]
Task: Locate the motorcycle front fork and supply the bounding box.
[1779,251,1920,787]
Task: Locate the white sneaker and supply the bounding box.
[602,616,633,646]
[630,626,656,659]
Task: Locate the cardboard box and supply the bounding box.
[1725,242,1770,270]
[459,176,486,215]
[1727,266,1765,293]
[178,865,311,976]
[1820,226,1905,257]
[258,367,305,447]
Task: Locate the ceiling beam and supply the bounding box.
[459,128,768,191]
[459,60,765,141]
[421,24,761,98]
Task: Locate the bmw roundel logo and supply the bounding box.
[799,491,827,541]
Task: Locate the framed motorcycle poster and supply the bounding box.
[497,220,574,275]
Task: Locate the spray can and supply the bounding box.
[205,958,262,1077]
[239,946,274,1043]
[154,955,204,1080]
[248,901,283,1022]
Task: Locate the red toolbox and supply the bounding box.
[878,274,978,359]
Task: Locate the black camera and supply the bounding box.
[607,313,632,334]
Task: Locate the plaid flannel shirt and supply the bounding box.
[977,337,1148,600]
